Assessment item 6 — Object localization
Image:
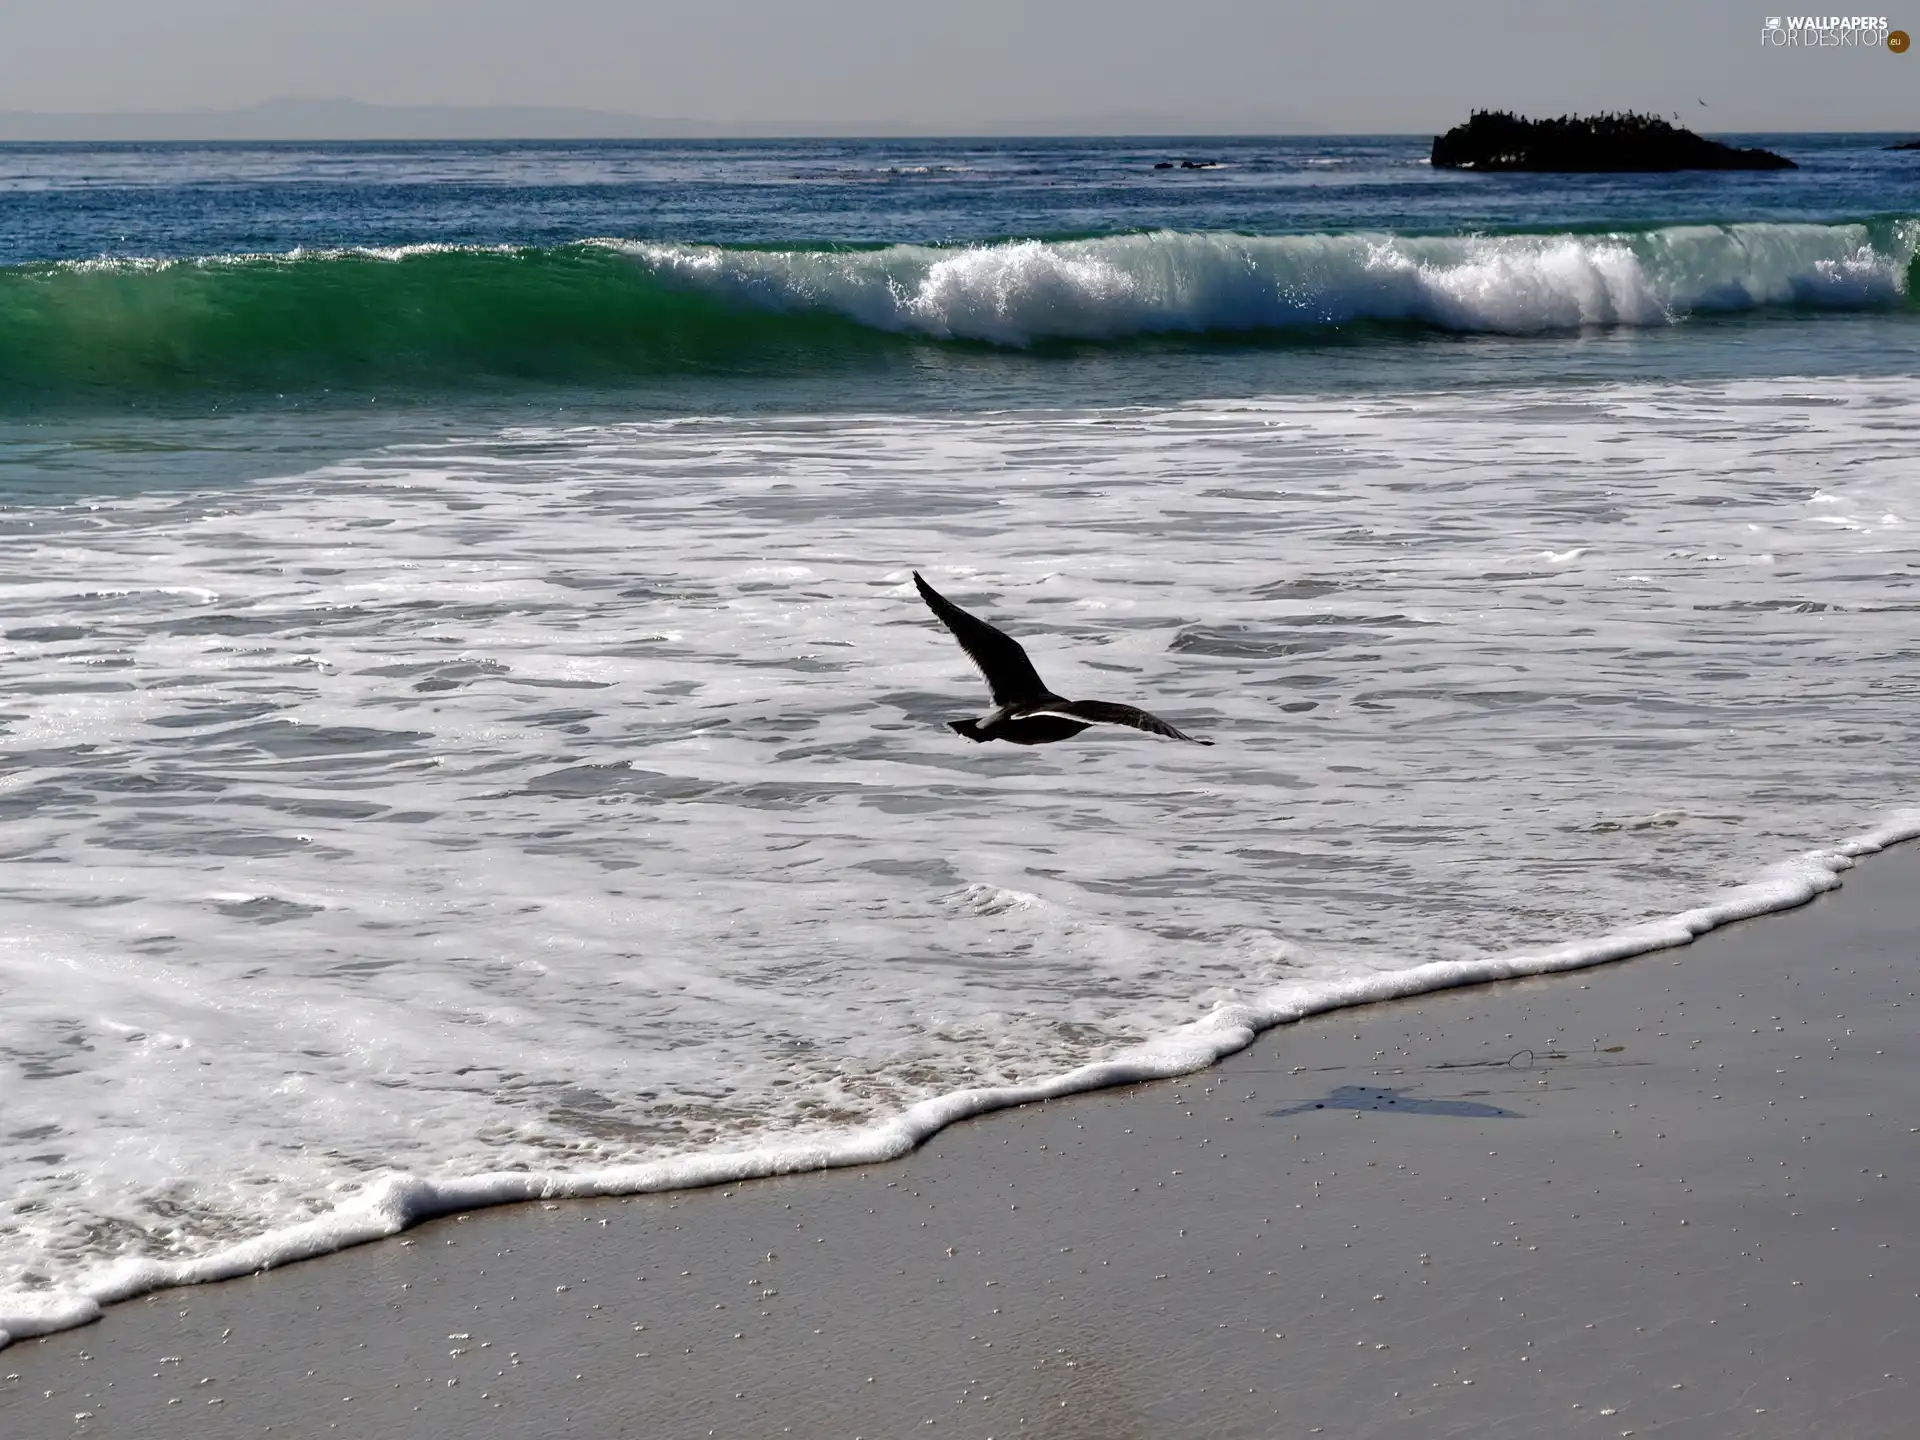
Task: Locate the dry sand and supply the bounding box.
[5,844,1917,1439]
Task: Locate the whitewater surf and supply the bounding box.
[2,221,1913,398]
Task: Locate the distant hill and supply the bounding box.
[0,99,699,142]
[0,98,1315,143]
[1431,111,1795,172]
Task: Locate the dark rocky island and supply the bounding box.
[1431,110,1796,172]
[1887,138,1920,151]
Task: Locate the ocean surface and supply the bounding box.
[2,134,1918,1345]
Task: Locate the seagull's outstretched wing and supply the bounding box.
[914,572,1049,706]
[1038,699,1213,745]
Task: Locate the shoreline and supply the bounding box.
[6,815,1917,1357]
[5,837,1919,1436]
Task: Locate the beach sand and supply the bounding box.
[6,842,1916,1439]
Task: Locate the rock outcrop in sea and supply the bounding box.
[1431,110,1795,172]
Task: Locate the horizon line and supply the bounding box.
[0,100,1909,144]
[1,127,1911,143]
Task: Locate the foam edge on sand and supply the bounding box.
[6,807,1918,1351]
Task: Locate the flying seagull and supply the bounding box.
[913,571,1212,746]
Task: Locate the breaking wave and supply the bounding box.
[2,219,1915,399]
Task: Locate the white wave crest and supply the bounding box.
[629,220,1917,341]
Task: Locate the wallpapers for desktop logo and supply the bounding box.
[1760,14,1907,47]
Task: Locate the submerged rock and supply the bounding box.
[1431,110,1795,172]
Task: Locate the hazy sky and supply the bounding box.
[2,0,1913,133]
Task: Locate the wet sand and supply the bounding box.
[6,843,1917,1439]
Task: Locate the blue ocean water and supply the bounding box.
[3,133,1915,258]
[2,134,1917,1347]
[0,133,1914,421]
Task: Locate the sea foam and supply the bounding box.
[634,220,1918,342]
[4,376,1920,1352]
[5,814,1917,1351]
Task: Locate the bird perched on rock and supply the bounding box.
[912,571,1212,746]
